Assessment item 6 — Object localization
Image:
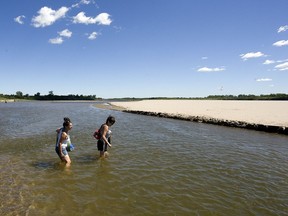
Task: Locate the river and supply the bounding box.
[0,101,287,215]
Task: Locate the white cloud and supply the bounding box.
[81,0,91,4]
[263,60,275,65]
[264,59,288,65]
[275,62,288,71]
[278,25,288,33]
[240,52,265,60]
[256,78,272,82]
[201,57,208,60]
[32,6,69,27]
[73,12,112,25]
[273,40,288,47]
[59,29,72,38]
[72,0,92,8]
[48,29,71,45]
[14,15,25,24]
[197,67,225,72]
[73,12,92,24]
[49,37,64,44]
[88,32,98,40]
[94,13,111,25]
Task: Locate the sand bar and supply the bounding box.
[110,100,288,128]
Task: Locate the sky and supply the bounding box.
[1,0,288,98]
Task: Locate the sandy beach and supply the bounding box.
[110,100,288,128]
[0,99,15,103]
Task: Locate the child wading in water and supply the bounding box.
[94,116,116,158]
[55,117,73,167]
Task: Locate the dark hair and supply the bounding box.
[63,117,71,127]
[106,115,115,125]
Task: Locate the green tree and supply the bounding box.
[16,91,23,98]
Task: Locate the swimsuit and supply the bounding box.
[55,128,71,156]
[97,129,111,152]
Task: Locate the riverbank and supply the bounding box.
[0,99,15,103]
[109,100,288,135]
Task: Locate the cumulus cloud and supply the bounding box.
[25,3,112,44]
[256,78,272,82]
[240,52,265,60]
[59,29,72,38]
[275,62,288,71]
[197,67,225,72]
[32,6,69,27]
[14,15,25,24]
[73,12,112,25]
[278,25,288,33]
[48,29,72,45]
[49,37,64,44]
[273,40,288,47]
[88,32,98,40]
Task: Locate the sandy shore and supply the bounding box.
[110,100,288,128]
[0,99,15,103]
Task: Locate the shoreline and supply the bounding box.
[0,99,15,103]
[109,100,288,135]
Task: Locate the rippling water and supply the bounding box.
[0,101,287,216]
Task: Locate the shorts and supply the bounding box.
[55,146,68,157]
[97,139,107,152]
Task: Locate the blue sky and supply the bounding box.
[1,0,288,98]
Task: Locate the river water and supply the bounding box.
[0,101,287,216]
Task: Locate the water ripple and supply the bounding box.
[0,102,288,215]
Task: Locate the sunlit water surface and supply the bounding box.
[0,101,287,216]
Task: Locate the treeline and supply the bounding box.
[205,93,288,100]
[0,91,99,101]
[1,92,288,101]
[33,94,97,101]
[109,93,288,101]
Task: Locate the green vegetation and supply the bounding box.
[0,91,99,101]
[205,94,288,100]
[1,91,288,101]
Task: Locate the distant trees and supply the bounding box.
[1,91,288,101]
[1,91,99,101]
[35,94,97,101]
[15,91,23,98]
[206,94,288,100]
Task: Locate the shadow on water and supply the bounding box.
[31,153,103,171]
[31,161,62,170]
